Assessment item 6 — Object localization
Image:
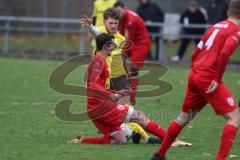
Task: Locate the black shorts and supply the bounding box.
[110,75,130,91]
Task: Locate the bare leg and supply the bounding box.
[110,130,128,144]
[129,110,166,139]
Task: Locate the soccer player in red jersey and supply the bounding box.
[69,33,166,144]
[114,1,151,105]
[151,1,240,160]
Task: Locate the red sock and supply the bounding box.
[130,77,138,104]
[82,136,111,144]
[216,125,238,160]
[145,121,166,139]
[158,121,183,157]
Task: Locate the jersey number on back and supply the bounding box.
[204,23,230,50]
[205,29,219,50]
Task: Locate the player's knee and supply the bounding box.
[225,110,240,128]
[230,114,240,127]
[132,111,148,121]
[111,130,128,144]
[229,117,240,128]
[139,111,148,120]
[176,112,192,126]
[130,111,149,127]
[175,119,188,126]
[115,137,128,144]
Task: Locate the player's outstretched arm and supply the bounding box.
[80,15,100,37]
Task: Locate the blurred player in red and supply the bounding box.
[69,33,166,144]
[114,1,151,105]
[151,1,240,160]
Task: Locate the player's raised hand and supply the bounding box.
[206,80,219,94]
[109,93,121,102]
[80,15,93,27]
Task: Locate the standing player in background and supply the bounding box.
[151,0,240,160]
[93,0,116,28]
[114,1,151,106]
[137,0,164,60]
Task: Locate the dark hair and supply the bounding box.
[229,0,240,18]
[114,1,125,8]
[96,33,115,51]
[103,7,121,20]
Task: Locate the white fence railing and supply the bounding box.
[0,16,88,55]
[0,16,211,61]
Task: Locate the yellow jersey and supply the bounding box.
[93,26,126,88]
[93,0,116,28]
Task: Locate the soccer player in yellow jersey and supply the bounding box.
[93,0,116,28]
[94,26,127,90]
[81,8,130,99]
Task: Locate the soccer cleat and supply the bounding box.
[171,139,192,147]
[151,153,166,160]
[67,133,85,144]
[132,131,141,144]
[147,137,162,144]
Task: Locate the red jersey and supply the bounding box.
[191,20,240,81]
[119,10,151,45]
[87,54,113,110]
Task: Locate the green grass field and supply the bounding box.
[0,57,240,160]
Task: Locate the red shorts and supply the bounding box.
[182,71,237,115]
[91,102,131,137]
[128,41,151,69]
